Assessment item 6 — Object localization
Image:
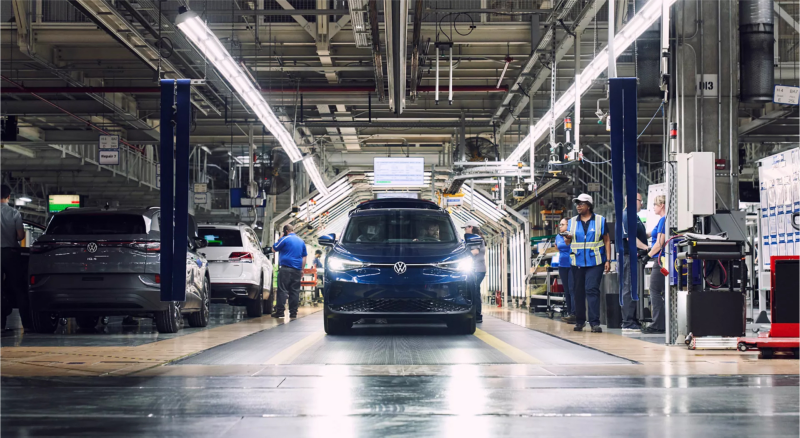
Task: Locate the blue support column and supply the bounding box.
[609,77,639,302]
[172,79,191,302]
[159,80,175,302]
[159,79,191,302]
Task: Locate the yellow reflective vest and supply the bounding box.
[568,214,606,267]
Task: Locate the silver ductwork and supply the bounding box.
[385,0,409,115]
[739,0,774,102]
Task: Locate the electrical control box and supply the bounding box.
[676,152,715,230]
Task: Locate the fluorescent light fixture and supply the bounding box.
[176,9,330,195]
[448,45,453,104]
[14,199,25,206]
[302,156,330,196]
[497,57,511,89]
[506,0,676,163]
[18,196,32,203]
[435,45,440,104]
[177,11,301,162]
[297,178,353,220]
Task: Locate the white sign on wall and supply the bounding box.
[99,135,119,149]
[193,183,208,193]
[193,193,208,204]
[774,85,800,105]
[98,150,119,165]
[587,182,601,192]
[696,74,718,97]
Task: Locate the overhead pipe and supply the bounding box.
[385,0,409,115]
[739,0,774,102]
[368,0,386,101]
[0,85,510,95]
[409,0,424,101]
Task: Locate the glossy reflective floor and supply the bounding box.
[2,304,798,437]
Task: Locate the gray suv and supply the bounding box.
[27,207,210,333]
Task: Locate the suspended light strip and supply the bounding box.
[302,156,330,196]
[175,9,329,196]
[505,0,676,163]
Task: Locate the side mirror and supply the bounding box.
[263,247,274,255]
[465,234,483,250]
[318,233,336,247]
[196,238,208,248]
[792,212,800,231]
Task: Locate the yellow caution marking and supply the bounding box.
[473,328,543,364]
[264,331,325,365]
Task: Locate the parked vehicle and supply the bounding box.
[197,223,273,317]
[318,199,482,335]
[27,208,210,334]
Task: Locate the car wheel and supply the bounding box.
[75,316,101,330]
[323,307,350,335]
[759,348,774,359]
[262,284,274,315]
[31,312,60,334]
[246,278,264,317]
[448,311,477,335]
[188,277,210,328]
[155,301,182,333]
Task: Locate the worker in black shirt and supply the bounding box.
[619,193,649,331]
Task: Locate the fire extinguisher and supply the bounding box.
[495,290,502,307]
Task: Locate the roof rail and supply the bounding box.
[351,199,443,213]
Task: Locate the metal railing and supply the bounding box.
[52,144,158,189]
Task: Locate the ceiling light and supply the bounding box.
[176,8,330,196]
[506,0,677,162]
[18,196,32,203]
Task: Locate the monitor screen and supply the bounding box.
[48,195,80,212]
[373,157,425,187]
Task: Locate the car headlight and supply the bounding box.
[327,256,365,272]
[439,257,473,272]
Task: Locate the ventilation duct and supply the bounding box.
[634,0,661,100]
[739,0,774,102]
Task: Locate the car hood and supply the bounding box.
[335,241,467,264]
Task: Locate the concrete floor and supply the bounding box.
[2,304,798,437]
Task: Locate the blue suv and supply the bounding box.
[318,199,483,335]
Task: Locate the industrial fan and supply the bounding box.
[453,137,498,163]
[260,148,292,196]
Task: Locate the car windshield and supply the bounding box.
[199,228,242,247]
[342,211,457,244]
[46,214,146,235]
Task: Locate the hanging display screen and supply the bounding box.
[48,195,80,212]
[375,192,419,199]
[373,158,425,187]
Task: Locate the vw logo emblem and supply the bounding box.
[86,242,98,254]
[393,261,407,275]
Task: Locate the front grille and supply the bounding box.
[330,298,470,313]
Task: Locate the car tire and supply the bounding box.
[759,348,774,359]
[75,316,101,330]
[262,284,274,315]
[31,312,60,334]
[448,311,477,335]
[246,278,265,317]
[188,277,210,328]
[155,301,182,334]
[323,307,350,335]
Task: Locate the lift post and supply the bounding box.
[159,79,192,302]
[609,77,640,304]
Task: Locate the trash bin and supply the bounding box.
[601,272,622,329]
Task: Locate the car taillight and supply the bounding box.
[154,274,161,284]
[134,242,160,252]
[30,275,35,285]
[31,241,77,254]
[228,252,253,262]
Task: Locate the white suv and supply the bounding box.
[197,224,273,317]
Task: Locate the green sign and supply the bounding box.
[48,194,80,212]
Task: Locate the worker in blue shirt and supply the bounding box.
[272,224,307,319]
[642,195,667,334]
[567,194,611,333]
[556,218,576,323]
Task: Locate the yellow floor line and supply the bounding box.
[264,331,326,365]
[474,328,543,364]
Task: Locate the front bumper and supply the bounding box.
[324,266,475,317]
[28,274,169,316]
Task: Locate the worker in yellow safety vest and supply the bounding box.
[567,193,611,333]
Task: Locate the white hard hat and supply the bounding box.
[463,219,480,228]
[572,193,593,205]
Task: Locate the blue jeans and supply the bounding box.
[474,271,486,317]
[573,264,604,326]
[557,267,575,315]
